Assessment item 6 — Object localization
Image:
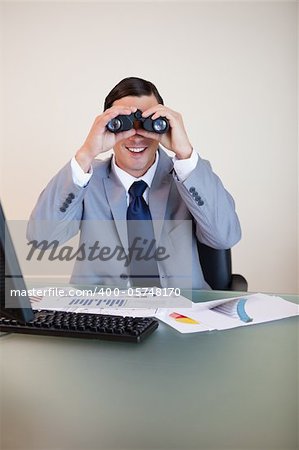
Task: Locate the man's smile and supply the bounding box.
[125,146,147,153]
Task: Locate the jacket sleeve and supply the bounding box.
[173,156,241,249]
[26,161,87,244]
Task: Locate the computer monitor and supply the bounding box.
[0,201,34,323]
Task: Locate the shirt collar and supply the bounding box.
[112,151,159,192]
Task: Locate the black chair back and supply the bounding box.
[197,241,247,291]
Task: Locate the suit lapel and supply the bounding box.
[149,150,173,244]
[103,162,129,253]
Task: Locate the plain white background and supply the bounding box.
[0,1,298,294]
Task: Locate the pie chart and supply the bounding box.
[169,312,200,324]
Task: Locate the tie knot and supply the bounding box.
[128,180,148,198]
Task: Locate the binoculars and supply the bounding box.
[106,109,169,134]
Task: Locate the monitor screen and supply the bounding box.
[0,201,34,323]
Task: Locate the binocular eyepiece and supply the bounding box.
[106,109,169,134]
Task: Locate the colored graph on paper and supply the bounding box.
[211,298,253,323]
[169,312,200,324]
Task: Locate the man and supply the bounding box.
[27,77,241,289]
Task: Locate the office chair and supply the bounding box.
[197,242,248,291]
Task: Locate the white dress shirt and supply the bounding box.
[71,149,199,199]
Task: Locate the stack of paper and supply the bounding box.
[156,293,298,333]
[30,290,298,334]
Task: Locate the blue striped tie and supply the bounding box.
[127,181,160,286]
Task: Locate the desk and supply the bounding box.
[1,291,298,450]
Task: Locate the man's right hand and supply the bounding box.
[75,105,138,172]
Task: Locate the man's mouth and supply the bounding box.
[126,147,147,153]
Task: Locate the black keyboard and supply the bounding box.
[0,309,159,343]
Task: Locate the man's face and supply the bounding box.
[112,94,160,177]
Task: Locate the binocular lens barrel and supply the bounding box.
[152,118,167,132]
[107,118,122,132]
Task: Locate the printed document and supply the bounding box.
[30,290,298,333]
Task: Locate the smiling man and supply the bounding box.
[27,77,241,288]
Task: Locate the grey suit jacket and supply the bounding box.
[27,149,241,289]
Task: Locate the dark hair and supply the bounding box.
[104,77,164,110]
